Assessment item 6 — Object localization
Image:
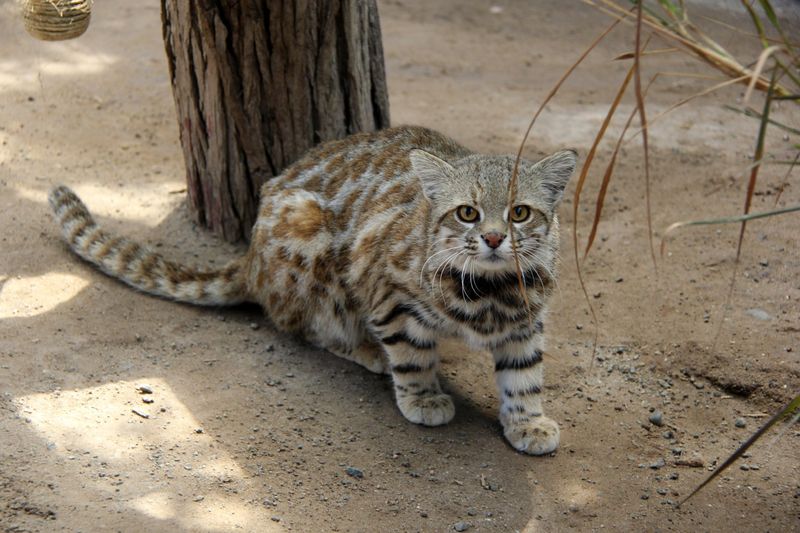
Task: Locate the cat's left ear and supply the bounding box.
[409,149,455,202]
[533,149,578,205]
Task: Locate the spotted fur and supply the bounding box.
[50,126,576,455]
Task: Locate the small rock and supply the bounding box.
[640,493,650,500]
[675,454,704,468]
[668,472,679,480]
[249,322,260,330]
[692,381,705,390]
[758,260,769,267]
[745,308,770,321]
[649,410,664,427]
[345,466,363,479]
[454,522,471,532]
[649,458,666,469]
[615,276,624,283]
[420,511,428,518]
[136,384,153,394]
[193,495,204,502]
[734,417,746,428]
[270,516,281,522]
[142,397,154,404]
[656,488,668,496]
[740,464,750,471]
[194,428,204,434]
[662,430,674,440]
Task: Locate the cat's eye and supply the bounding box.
[510,205,532,223]
[456,205,479,223]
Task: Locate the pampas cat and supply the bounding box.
[49,126,576,455]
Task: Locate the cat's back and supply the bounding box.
[266,126,472,203]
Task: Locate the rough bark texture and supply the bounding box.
[161,0,390,242]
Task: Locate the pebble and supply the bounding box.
[454,522,472,532]
[249,322,260,330]
[656,488,668,495]
[270,516,281,522]
[662,430,674,440]
[345,466,363,479]
[136,384,153,394]
[734,417,746,428]
[194,428,204,434]
[142,397,154,404]
[649,410,664,427]
[649,458,666,469]
[745,308,770,321]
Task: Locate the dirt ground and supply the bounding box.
[1,0,799,531]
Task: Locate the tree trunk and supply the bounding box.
[161,0,390,242]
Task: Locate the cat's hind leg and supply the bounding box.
[327,341,388,375]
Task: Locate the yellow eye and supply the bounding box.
[510,205,531,223]
[456,205,479,223]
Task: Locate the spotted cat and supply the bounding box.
[49,126,577,455]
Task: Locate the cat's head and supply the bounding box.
[411,149,577,279]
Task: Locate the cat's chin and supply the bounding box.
[473,255,518,275]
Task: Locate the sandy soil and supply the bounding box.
[1,1,799,531]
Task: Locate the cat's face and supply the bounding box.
[411,149,577,280]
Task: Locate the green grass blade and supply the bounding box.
[723,104,800,136]
[737,68,777,260]
[757,0,797,59]
[678,393,800,507]
[661,204,800,256]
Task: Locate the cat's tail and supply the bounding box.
[48,185,250,306]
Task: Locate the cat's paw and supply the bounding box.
[397,392,455,427]
[502,415,560,455]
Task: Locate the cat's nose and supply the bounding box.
[481,231,505,249]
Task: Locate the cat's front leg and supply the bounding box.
[492,332,559,455]
[378,328,454,427]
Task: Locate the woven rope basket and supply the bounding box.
[22,0,92,41]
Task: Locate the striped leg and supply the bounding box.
[493,333,559,455]
[379,329,454,427]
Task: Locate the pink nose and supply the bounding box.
[482,231,505,249]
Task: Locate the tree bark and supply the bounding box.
[161,0,390,242]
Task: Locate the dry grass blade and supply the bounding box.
[678,392,800,507]
[660,204,800,257]
[742,45,784,107]
[584,74,657,258]
[507,13,627,322]
[625,75,749,147]
[592,0,791,96]
[632,1,657,269]
[614,47,678,60]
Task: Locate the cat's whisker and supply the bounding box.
[432,249,465,304]
[420,245,464,288]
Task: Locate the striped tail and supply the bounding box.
[49,185,249,306]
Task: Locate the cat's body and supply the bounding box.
[50,126,576,454]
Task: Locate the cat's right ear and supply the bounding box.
[409,149,454,202]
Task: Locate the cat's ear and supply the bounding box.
[409,149,455,201]
[532,149,578,205]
